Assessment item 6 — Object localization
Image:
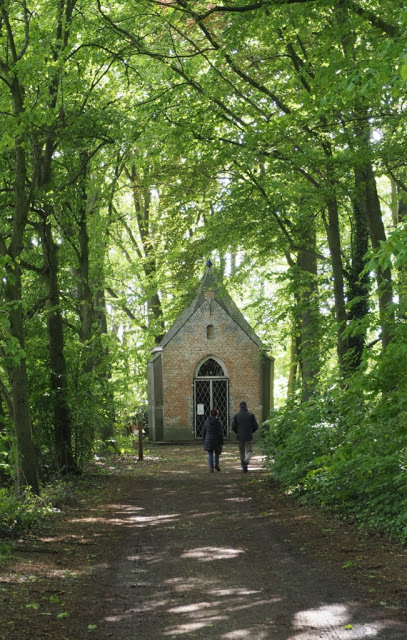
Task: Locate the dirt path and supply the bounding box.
[1,444,407,639]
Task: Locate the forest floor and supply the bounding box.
[1,443,407,640]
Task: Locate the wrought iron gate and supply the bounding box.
[194,378,228,438]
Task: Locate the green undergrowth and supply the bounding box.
[0,441,159,539]
[261,356,407,543]
[0,482,68,539]
[0,431,149,539]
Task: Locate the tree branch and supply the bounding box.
[20,260,45,275]
[193,14,291,115]
[193,0,400,38]
[385,166,407,195]
[25,297,47,319]
[342,0,399,38]
[105,287,146,327]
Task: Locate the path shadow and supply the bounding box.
[74,446,406,639]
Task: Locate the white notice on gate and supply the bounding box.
[197,404,205,415]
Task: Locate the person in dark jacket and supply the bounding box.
[203,409,224,472]
[231,401,258,472]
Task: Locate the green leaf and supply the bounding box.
[49,595,63,603]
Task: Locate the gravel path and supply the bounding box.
[3,444,406,639]
[71,445,406,639]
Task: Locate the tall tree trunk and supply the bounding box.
[287,329,298,400]
[282,28,349,379]
[74,180,100,448]
[76,181,115,443]
[94,193,116,442]
[35,104,75,470]
[345,199,370,371]
[41,216,75,472]
[128,164,165,343]
[4,76,39,492]
[390,175,407,313]
[353,146,394,348]
[142,208,165,342]
[34,0,77,469]
[323,196,348,378]
[94,287,115,441]
[5,269,39,494]
[297,225,320,401]
[0,392,9,487]
[338,11,394,349]
[78,182,94,348]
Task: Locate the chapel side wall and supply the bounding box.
[147,351,164,441]
[161,299,264,440]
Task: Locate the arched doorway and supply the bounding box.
[194,357,229,438]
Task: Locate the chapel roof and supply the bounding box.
[159,267,265,349]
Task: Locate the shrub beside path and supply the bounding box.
[1,444,407,639]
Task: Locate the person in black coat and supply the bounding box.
[203,409,224,472]
[231,401,258,472]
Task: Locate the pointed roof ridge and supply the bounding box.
[159,267,265,349]
[195,266,222,299]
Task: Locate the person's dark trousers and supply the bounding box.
[238,440,253,469]
[208,450,220,471]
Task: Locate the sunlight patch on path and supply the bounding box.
[168,601,217,614]
[292,604,385,638]
[128,514,180,524]
[287,627,383,639]
[295,604,349,627]
[163,617,228,635]
[181,546,244,561]
[221,629,269,639]
[209,588,260,597]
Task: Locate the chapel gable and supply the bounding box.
[147,267,273,442]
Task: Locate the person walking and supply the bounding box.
[203,409,224,472]
[232,401,258,472]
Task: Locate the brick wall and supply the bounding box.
[162,297,263,438]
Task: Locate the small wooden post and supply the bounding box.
[138,420,144,461]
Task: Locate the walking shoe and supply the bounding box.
[215,465,221,471]
[209,468,214,472]
[242,463,248,473]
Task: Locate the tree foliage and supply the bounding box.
[0,0,406,539]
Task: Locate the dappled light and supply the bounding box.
[70,512,180,528]
[37,534,99,544]
[209,587,261,597]
[168,600,215,614]
[181,545,245,561]
[72,447,403,638]
[163,617,228,635]
[294,603,349,628]
[2,445,405,639]
[291,605,386,638]
[2,3,407,640]
[127,513,180,525]
[105,504,144,512]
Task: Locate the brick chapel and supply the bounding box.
[147,266,274,442]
